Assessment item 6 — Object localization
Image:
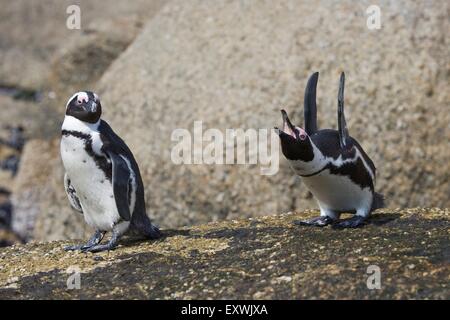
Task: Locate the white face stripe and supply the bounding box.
[66,92,80,108]
[66,91,90,108]
[289,142,326,175]
[77,92,89,103]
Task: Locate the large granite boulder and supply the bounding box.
[0,0,167,90]
[19,0,450,240]
[98,0,449,225]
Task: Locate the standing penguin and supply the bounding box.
[275,72,384,228]
[61,91,161,252]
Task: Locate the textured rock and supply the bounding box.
[0,96,58,140]
[47,7,167,114]
[47,17,142,103]
[96,0,449,227]
[15,0,450,240]
[0,0,167,90]
[0,208,448,299]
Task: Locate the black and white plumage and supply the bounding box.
[275,72,384,228]
[61,91,161,252]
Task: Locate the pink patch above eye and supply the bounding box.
[76,92,89,104]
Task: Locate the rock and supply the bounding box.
[47,12,166,114]
[0,208,448,299]
[15,0,450,240]
[95,0,448,226]
[0,95,59,140]
[0,229,21,248]
[0,0,168,90]
[0,188,12,227]
[0,187,20,247]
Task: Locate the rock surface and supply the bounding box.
[0,0,167,90]
[0,96,57,140]
[5,0,450,240]
[104,0,450,216]
[0,208,448,299]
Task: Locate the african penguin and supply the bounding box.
[61,91,161,252]
[275,72,384,228]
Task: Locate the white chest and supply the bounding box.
[60,133,120,231]
[301,170,372,212]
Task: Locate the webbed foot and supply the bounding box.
[64,230,105,251]
[81,231,119,253]
[333,216,366,229]
[294,216,335,227]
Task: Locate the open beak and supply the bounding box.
[274,109,298,139]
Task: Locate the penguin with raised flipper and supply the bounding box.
[61,91,161,252]
[275,72,384,228]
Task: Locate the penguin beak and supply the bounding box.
[274,109,299,140]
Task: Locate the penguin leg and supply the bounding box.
[64,230,105,251]
[333,209,369,229]
[294,207,338,227]
[81,222,128,253]
[81,231,120,253]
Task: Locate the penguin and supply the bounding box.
[275,72,384,228]
[61,91,161,252]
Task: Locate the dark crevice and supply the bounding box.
[0,85,42,102]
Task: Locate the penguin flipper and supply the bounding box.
[304,72,319,135]
[64,173,83,213]
[104,150,131,221]
[337,72,350,149]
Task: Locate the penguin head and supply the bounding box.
[274,109,314,162]
[66,91,102,123]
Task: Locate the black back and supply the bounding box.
[98,120,147,221]
[311,129,377,190]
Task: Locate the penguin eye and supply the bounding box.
[294,129,306,141]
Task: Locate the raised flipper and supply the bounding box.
[337,72,349,149]
[304,72,319,135]
[64,173,83,213]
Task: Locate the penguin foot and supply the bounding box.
[333,216,366,229]
[64,244,87,251]
[64,230,105,251]
[81,242,117,253]
[81,232,119,253]
[294,216,335,227]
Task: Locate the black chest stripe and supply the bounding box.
[299,159,374,191]
[298,165,329,177]
[62,130,112,182]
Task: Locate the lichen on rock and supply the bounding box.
[0,208,448,299]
